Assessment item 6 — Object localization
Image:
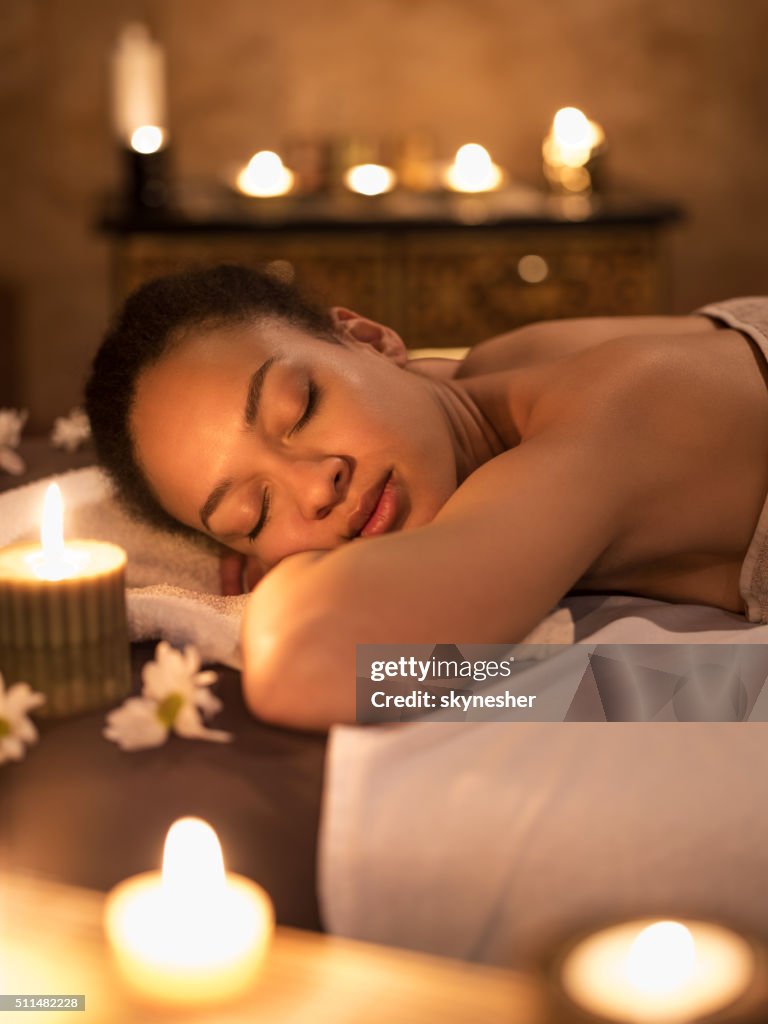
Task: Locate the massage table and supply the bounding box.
[3,430,768,967]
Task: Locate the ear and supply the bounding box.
[329,306,408,367]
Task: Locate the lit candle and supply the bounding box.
[111,23,167,151]
[542,106,605,194]
[444,143,504,193]
[343,163,397,196]
[0,484,129,717]
[236,151,295,197]
[104,817,274,1008]
[559,918,756,1022]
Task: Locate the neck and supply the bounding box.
[426,377,514,484]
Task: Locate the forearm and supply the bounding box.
[240,526,510,730]
[240,550,357,730]
[240,435,625,730]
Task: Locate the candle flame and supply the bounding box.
[445,143,503,193]
[26,483,88,580]
[545,107,605,169]
[236,151,294,197]
[344,163,397,196]
[162,817,226,903]
[130,125,165,154]
[625,920,697,994]
[41,484,66,560]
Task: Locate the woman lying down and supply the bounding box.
[84,265,768,730]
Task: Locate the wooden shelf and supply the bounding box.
[99,190,682,348]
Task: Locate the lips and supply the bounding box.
[347,471,398,539]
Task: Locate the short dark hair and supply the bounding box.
[84,263,336,539]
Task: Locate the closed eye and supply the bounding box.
[246,379,322,542]
[287,380,323,437]
[247,489,271,543]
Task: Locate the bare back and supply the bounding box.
[454,320,768,613]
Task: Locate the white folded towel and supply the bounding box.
[0,468,247,668]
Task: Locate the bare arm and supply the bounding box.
[241,401,635,729]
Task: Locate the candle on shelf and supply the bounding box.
[104,817,274,1008]
[558,917,757,1022]
[111,22,171,210]
[236,151,295,198]
[444,143,504,193]
[0,484,129,717]
[111,23,167,150]
[542,106,605,195]
[343,163,397,196]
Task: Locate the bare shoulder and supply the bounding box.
[518,326,768,510]
[454,314,718,378]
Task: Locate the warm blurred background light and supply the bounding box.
[343,163,397,196]
[444,143,503,193]
[130,125,165,155]
[236,151,295,197]
[1,0,767,425]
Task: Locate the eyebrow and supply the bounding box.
[198,356,279,533]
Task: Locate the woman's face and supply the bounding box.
[130,317,460,571]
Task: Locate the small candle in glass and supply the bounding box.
[104,817,274,1008]
[542,106,605,195]
[343,163,397,196]
[444,144,504,193]
[236,151,295,197]
[558,917,758,1022]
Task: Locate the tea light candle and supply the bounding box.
[236,151,295,197]
[444,143,503,193]
[0,484,130,717]
[343,163,397,196]
[559,918,757,1022]
[542,106,605,195]
[104,817,274,1008]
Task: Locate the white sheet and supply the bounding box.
[319,594,768,966]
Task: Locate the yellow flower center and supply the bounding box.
[156,693,184,728]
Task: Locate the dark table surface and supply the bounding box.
[0,439,328,930]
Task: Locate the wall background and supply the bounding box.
[2,0,767,428]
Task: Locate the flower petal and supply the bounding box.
[194,670,219,688]
[5,682,46,721]
[173,703,232,743]
[0,735,25,762]
[141,659,176,701]
[183,645,202,674]
[0,447,26,476]
[193,690,223,717]
[13,716,38,745]
[104,698,169,750]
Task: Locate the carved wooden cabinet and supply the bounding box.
[101,193,680,349]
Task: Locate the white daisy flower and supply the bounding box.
[50,407,91,452]
[0,407,28,476]
[103,641,232,751]
[0,673,46,764]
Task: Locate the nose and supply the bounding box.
[285,455,350,520]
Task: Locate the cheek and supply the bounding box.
[346,391,457,508]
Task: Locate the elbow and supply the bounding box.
[240,594,356,731]
[239,612,310,729]
[241,654,287,728]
